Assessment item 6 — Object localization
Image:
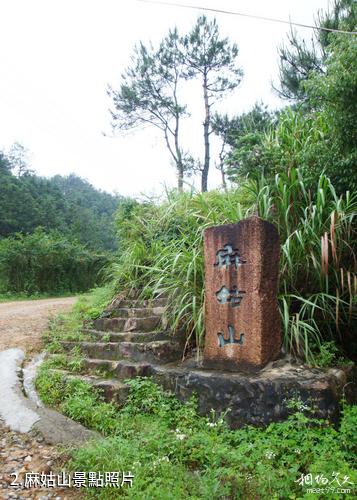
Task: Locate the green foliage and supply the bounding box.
[250,169,356,362]
[302,33,357,194]
[225,4,357,195]
[111,190,251,354]
[111,170,356,364]
[276,0,357,101]
[0,161,122,251]
[212,103,277,184]
[35,366,357,499]
[0,229,109,294]
[313,341,346,368]
[339,404,357,463]
[228,100,356,195]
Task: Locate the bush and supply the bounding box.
[0,228,109,294]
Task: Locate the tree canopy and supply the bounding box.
[276,0,357,102]
[108,15,242,192]
[0,152,123,251]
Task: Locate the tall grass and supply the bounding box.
[110,169,356,364]
[251,169,356,361]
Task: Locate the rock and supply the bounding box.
[203,217,281,371]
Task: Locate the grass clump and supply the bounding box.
[35,369,357,499]
[110,169,356,365]
[42,285,114,352]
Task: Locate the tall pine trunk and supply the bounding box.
[175,115,184,192]
[201,73,210,192]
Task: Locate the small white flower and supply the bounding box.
[265,450,276,460]
[176,433,186,441]
[207,422,217,427]
[294,449,301,455]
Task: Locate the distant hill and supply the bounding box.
[0,151,122,251]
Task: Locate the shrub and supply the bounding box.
[0,228,109,294]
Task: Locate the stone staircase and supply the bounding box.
[46,296,355,428]
[51,297,185,405]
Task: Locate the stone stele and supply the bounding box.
[203,216,281,371]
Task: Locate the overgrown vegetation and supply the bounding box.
[0,230,109,294]
[110,170,356,365]
[34,370,356,499]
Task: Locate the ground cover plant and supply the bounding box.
[35,368,357,499]
[39,285,115,371]
[110,169,356,365]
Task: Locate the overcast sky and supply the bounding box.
[0,0,330,197]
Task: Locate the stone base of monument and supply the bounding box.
[53,296,355,429]
[150,357,356,428]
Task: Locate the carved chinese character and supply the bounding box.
[218,325,244,347]
[216,285,246,307]
[214,244,246,270]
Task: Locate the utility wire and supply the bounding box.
[137,0,357,35]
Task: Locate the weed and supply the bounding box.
[35,368,356,499]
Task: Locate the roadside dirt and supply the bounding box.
[0,420,81,499]
[0,297,77,353]
[0,297,84,499]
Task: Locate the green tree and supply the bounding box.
[7,142,34,176]
[276,0,357,102]
[211,103,276,183]
[108,29,189,190]
[304,33,357,192]
[183,15,242,191]
[0,229,108,294]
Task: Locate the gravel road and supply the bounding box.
[0,297,77,353]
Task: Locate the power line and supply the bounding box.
[137,0,357,35]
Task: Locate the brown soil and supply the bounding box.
[0,421,82,499]
[0,297,76,353]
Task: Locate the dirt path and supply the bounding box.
[0,297,77,353]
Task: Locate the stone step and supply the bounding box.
[82,358,153,379]
[82,329,171,343]
[47,369,129,405]
[61,340,182,364]
[92,316,161,333]
[103,306,166,319]
[114,298,167,309]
